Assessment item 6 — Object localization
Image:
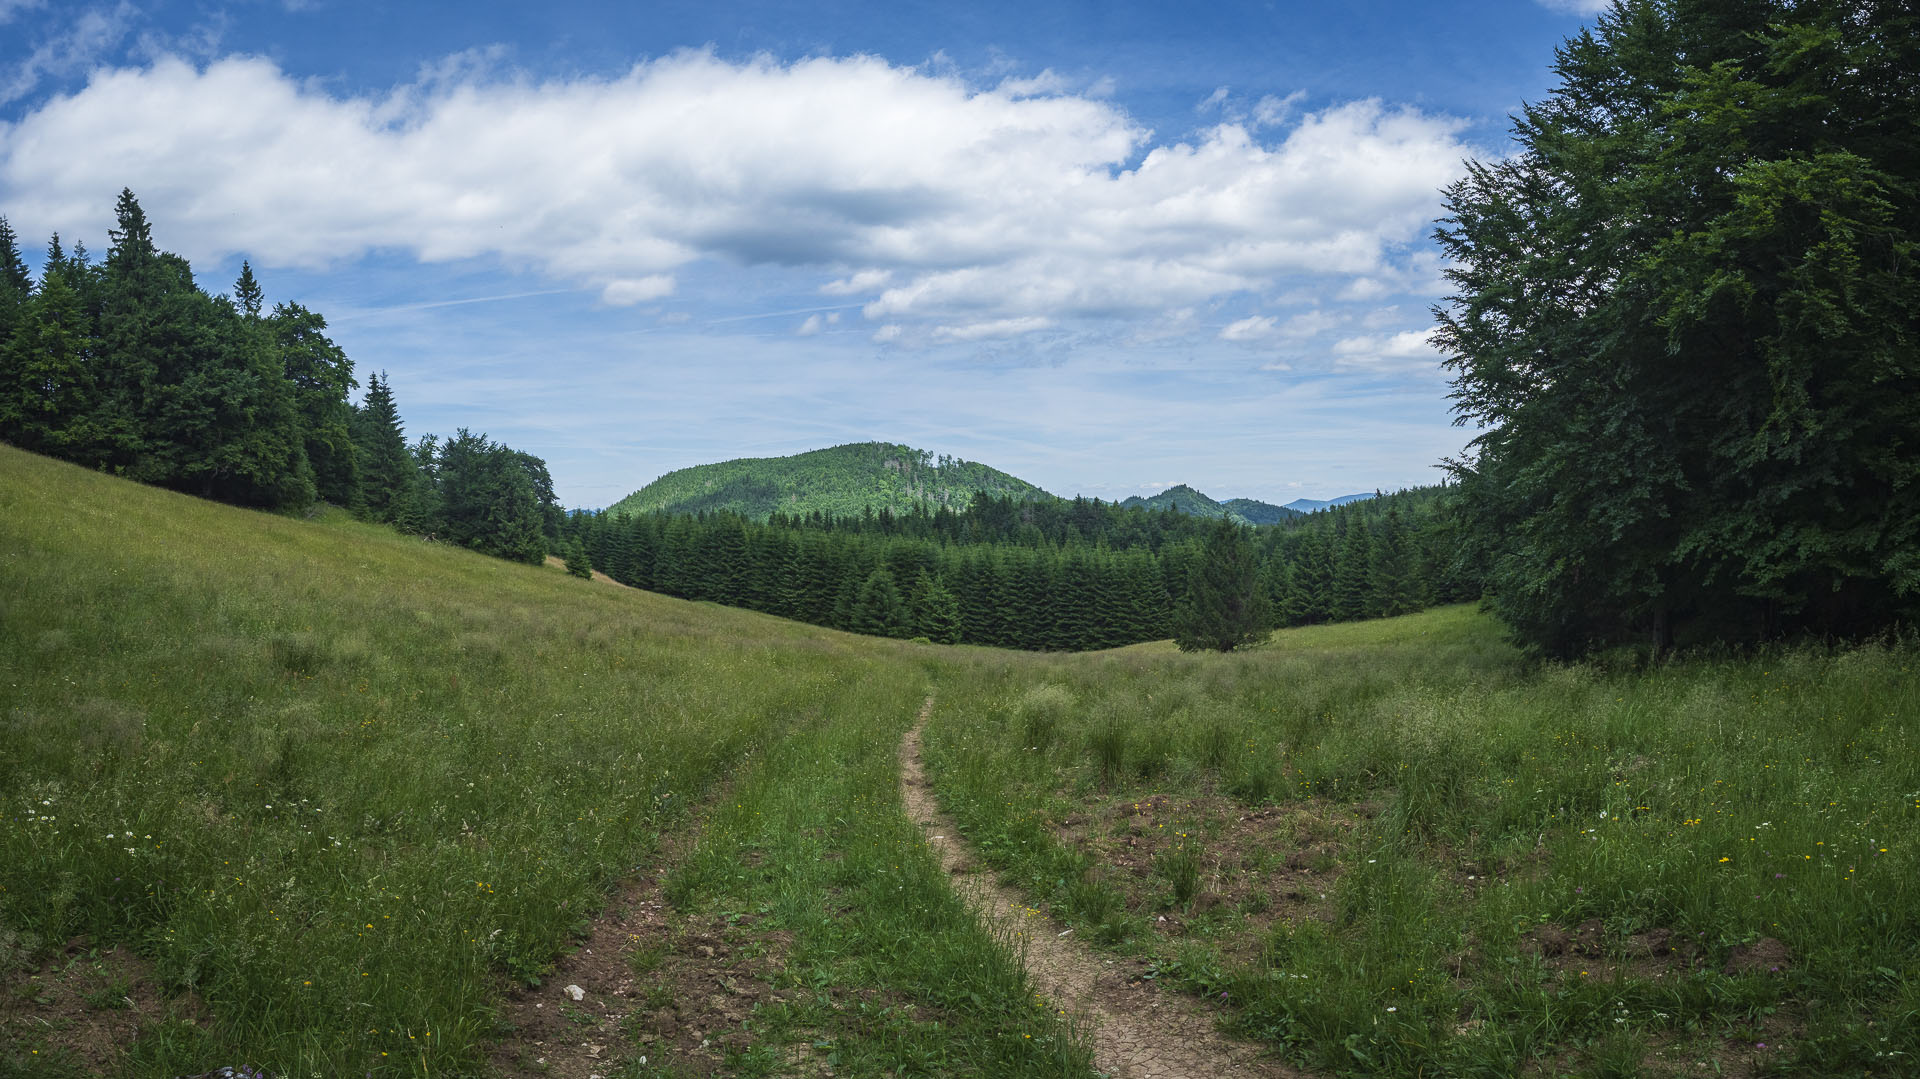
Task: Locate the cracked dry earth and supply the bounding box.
[899,698,1304,1079]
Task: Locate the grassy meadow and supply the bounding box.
[0,446,1085,1077]
[3,443,1917,1077]
[923,610,1920,1076]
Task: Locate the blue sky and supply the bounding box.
[0,0,1607,508]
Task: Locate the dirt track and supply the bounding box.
[898,697,1300,1079]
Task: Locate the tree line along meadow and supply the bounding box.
[558,490,1478,652]
[0,192,562,565]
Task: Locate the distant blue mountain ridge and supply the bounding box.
[1116,484,1377,525]
[1280,492,1379,513]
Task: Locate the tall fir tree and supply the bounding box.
[909,571,962,644]
[1172,517,1270,652]
[233,260,264,319]
[0,216,29,339]
[351,371,412,523]
[851,566,909,638]
[1330,517,1375,622]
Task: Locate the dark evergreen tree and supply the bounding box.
[0,216,29,339]
[1435,0,1920,655]
[351,372,412,523]
[1,268,93,455]
[1291,528,1336,624]
[851,566,909,638]
[1172,518,1270,652]
[271,301,359,505]
[909,571,962,644]
[1369,507,1420,618]
[565,537,593,579]
[1330,517,1374,622]
[434,429,546,564]
[233,260,264,319]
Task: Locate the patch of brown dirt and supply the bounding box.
[903,698,1306,1079]
[1060,790,1359,961]
[543,554,628,588]
[490,796,792,1077]
[0,934,206,1074]
[1518,919,1707,982]
[1721,937,1791,977]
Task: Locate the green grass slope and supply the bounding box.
[0,446,1087,1078]
[920,608,1920,1076]
[606,441,1049,520]
[9,441,1919,1078]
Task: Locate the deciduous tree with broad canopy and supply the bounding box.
[1434,0,1920,657]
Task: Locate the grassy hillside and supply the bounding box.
[606,442,1048,520]
[0,447,1085,1077]
[5,443,1916,1078]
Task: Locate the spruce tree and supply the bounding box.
[234,261,264,319]
[0,216,29,341]
[351,372,412,523]
[909,571,962,643]
[272,302,359,506]
[851,566,908,638]
[565,538,593,579]
[1330,518,1374,622]
[1369,507,1420,618]
[1172,517,1270,652]
[1,269,93,455]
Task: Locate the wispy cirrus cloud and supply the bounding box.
[1,2,135,105]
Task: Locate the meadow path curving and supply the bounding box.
[898,697,1304,1079]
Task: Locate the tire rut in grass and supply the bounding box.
[900,697,1303,1079]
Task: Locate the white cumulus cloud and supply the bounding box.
[601,276,676,306]
[0,49,1475,328]
[1331,328,1440,368]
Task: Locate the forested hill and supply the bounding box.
[607,442,1049,520]
[1117,484,1300,525]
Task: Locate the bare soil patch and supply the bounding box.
[1058,793,1361,958]
[489,874,793,1078]
[902,699,1306,1079]
[0,933,206,1074]
[544,554,629,588]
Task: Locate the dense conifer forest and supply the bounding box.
[561,486,1477,651]
[0,191,561,564]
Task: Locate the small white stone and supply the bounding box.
[564,984,586,1001]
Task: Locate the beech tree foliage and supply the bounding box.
[1435,0,1920,656]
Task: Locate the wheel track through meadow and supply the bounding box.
[899,696,1304,1079]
